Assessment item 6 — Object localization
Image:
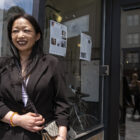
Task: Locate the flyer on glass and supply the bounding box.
[49,20,67,56]
[80,33,92,61]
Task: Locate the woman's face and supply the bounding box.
[11,17,40,54]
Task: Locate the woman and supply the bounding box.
[0,13,69,140]
[129,73,140,117]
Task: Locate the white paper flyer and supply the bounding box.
[80,33,92,61]
[49,20,67,56]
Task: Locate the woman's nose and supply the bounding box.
[18,31,25,38]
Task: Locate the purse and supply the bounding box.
[22,81,59,140]
[42,121,59,140]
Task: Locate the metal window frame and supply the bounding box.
[104,0,140,140]
[32,0,46,32]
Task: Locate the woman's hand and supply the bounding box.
[13,112,45,132]
[55,136,65,140]
[55,126,67,140]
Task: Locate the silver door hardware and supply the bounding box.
[100,65,109,76]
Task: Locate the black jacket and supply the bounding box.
[0,54,70,140]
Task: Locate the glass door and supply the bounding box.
[120,8,140,140]
[43,0,104,139]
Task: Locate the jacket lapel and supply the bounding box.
[10,66,23,103]
[26,58,49,97]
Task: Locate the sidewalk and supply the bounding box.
[125,113,140,140]
[119,107,140,140]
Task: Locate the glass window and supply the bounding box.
[127,34,133,44]
[0,0,33,56]
[133,33,139,44]
[127,14,140,26]
[120,8,140,140]
[43,0,103,138]
[127,15,133,26]
[125,53,139,64]
[134,15,139,26]
[127,33,139,45]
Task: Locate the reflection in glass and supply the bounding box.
[127,15,139,26]
[127,34,133,44]
[63,15,89,38]
[0,0,33,56]
[0,0,33,14]
[44,0,102,138]
[120,8,140,140]
[133,33,139,44]
[127,15,133,26]
[134,15,139,26]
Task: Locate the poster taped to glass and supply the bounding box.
[80,33,92,61]
[49,20,67,56]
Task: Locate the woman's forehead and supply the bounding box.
[12,17,33,28]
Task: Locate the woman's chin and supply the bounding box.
[16,45,32,52]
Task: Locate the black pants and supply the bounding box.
[132,95,140,115]
[0,125,42,140]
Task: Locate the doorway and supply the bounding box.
[119,7,140,140]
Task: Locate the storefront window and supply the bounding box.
[120,8,140,140]
[0,0,33,56]
[43,0,103,138]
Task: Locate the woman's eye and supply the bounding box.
[24,29,31,33]
[12,30,19,33]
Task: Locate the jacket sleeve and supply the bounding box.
[53,60,70,127]
[0,57,11,120]
[0,96,11,120]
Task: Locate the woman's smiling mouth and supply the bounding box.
[17,40,28,46]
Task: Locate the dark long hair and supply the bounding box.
[7,13,44,78]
